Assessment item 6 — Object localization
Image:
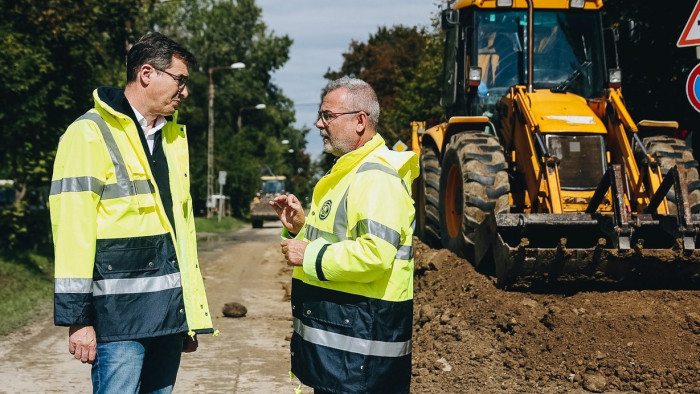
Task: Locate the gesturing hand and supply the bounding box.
[270,194,305,235]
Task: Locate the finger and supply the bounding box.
[270,201,282,214]
[69,342,76,355]
[88,345,97,364]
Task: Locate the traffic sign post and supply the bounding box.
[218,171,226,222]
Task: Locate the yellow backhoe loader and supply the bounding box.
[412,0,700,286]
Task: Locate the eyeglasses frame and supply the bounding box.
[154,67,189,91]
[318,110,367,126]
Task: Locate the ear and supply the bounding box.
[139,64,156,86]
[355,112,368,134]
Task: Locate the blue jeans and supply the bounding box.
[91,333,184,394]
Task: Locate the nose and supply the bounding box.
[315,117,325,129]
[179,85,189,98]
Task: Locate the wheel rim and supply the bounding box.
[445,163,463,238]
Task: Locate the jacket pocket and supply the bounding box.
[95,236,164,277]
[97,246,159,276]
[301,301,358,329]
[125,157,156,210]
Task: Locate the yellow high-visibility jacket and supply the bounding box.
[287,134,418,393]
[50,87,213,341]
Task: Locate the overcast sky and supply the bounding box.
[257,0,442,159]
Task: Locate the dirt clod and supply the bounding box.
[222,301,247,318]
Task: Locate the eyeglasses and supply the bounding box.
[154,67,189,90]
[318,110,365,125]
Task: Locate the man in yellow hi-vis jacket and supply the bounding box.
[272,77,418,394]
[50,32,213,393]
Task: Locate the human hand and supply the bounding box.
[182,334,198,353]
[270,194,305,234]
[280,239,308,266]
[68,325,96,364]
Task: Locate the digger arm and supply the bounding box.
[511,86,564,213]
[605,89,668,213]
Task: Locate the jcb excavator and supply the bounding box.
[412,0,700,286]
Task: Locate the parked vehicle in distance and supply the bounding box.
[250,175,286,228]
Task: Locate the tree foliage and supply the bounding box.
[0,0,142,252]
[325,25,443,148]
[0,0,312,252]
[138,0,312,216]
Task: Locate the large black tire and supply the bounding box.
[643,136,700,214]
[416,143,442,247]
[439,132,510,265]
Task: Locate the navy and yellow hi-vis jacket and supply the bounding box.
[286,134,419,394]
[50,87,213,342]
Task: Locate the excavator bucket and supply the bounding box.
[488,165,700,287]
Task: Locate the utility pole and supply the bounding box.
[206,62,245,218]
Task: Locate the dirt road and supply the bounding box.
[0,224,306,394]
[2,225,699,393]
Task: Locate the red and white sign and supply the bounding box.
[686,63,700,112]
[678,0,700,47]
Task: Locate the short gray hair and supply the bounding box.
[322,77,380,128]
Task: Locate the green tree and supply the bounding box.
[0,0,142,251]
[321,24,443,175]
[138,0,312,216]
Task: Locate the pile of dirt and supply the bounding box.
[410,239,700,393]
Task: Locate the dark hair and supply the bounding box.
[126,32,196,83]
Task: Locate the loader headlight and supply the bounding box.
[496,0,513,6]
[608,68,622,88]
[569,0,586,8]
[468,66,483,87]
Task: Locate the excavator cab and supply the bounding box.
[451,7,607,122]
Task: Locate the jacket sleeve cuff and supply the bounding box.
[302,238,331,281]
[281,227,294,239]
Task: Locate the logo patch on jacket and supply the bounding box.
[319,200,332,220]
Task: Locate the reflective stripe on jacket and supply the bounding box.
[289,134,419,393]
[50,87,213,341]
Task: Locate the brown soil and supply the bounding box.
[409,239,700,393]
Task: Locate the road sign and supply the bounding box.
[392,140,408,152]
[686,63,700,113]
[218,171,227,185]
[678,0,700,47]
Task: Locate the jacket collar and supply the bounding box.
[94,86,176,125]
[331,134,385,174]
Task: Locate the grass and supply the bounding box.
[194,216,246,233]
[0,253,53,336]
